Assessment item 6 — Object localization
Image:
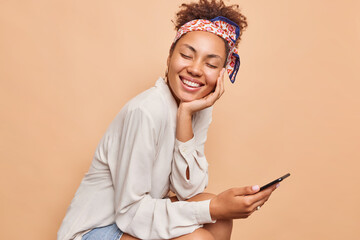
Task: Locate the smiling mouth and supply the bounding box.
[180,76,204,88]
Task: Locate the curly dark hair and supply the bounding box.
[169,0,248,65]
[173,0,248,47]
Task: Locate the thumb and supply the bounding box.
[233,185,260,196]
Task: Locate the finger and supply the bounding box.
[250,191,274,213]
[231,185,260,196]
[220,68,226,96]
[215,77,222,100]
[251,189,275,209]
[246,191,275,214]
[205,69,225,104]
[205,77,222,104]
[219,68,225,84]
[246,183,278,203]
[205,87,219,105]
[214,69,225,100]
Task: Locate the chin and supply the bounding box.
[176,94,195,103]
[180,97,196,103]
[179,93,206,102]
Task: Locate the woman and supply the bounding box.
[58,0,278,239]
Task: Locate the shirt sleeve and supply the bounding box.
[170,107,213,201]
[107,107,213,239]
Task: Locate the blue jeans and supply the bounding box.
[82,223,123,240]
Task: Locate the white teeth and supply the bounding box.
[183,79,200,88]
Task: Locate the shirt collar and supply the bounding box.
[155,77,178,127]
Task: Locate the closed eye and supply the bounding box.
[180,53,192,59]
[207,63,218,69]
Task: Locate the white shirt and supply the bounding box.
[57,78,214,240]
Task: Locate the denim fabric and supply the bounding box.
[82,223,123,240]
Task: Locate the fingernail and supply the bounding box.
[276,183,280,188]
[252,185,260,191]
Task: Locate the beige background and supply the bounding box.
[1,0,360,239]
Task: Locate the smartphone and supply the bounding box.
[259,173,290,191]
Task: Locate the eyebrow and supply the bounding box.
[182,44,223,60]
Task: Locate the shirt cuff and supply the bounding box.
[175,137,196,158]
[194,199,216,225]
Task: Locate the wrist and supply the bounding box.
[209,197,220,221]
[177,104,193,120]
[176,104,194,142]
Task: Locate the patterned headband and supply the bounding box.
[173,16,241,83]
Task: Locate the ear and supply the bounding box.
[164,55,170,80]
[167,55,170,67]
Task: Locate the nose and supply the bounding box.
[187,59,203,77]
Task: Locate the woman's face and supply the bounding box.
[167,31,227,103]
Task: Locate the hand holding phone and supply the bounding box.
[260,173,290,191]
[210,174,289,220]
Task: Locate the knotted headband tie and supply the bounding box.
[172,16,241,83]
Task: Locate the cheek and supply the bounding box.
[169,57,187,74]
[205,70,220,88]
